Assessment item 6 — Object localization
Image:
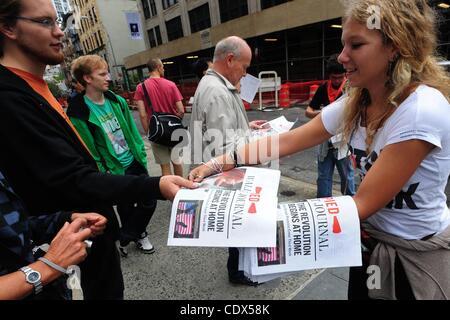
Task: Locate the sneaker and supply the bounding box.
[118,244,128,258]
[135,232,155,254]
[228,271,259,287]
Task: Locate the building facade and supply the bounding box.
[53,0,72,20]
[124,0,450,89]
[69,0,147,86]
[61,11,84,86]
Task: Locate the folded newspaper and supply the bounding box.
[250,116,295,140]
[239,197,362,283]
[167,167,281,247]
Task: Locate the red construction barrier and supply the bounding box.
[286,80,326,105]
[174,79,328,109]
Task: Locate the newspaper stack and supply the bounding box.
[239,197,362,284]
[167,167,280,247]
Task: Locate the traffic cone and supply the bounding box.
[279,84,290,108]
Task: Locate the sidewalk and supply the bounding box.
[119,140,348,300]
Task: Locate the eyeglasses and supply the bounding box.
[12,16,62,29]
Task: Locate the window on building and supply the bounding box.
[189,3,211,33]
[147,29,156,48]
[98,31,103,45]
[95,33,100,48]
[88,10,93,26]
[150,0,157,16]
[142,0,151,19]
[166,16,183,41]
[261,0,289,10]
[162,0,178,10]
[155,25,162,45]
[147,26,163,48]
[92,7,98,23]
[219,0,248,23]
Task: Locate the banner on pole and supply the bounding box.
[125,12,143,40]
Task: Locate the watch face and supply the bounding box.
[28,271,41,283]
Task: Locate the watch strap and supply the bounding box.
[20,266,43,295]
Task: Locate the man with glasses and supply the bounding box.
[0,0,196,299]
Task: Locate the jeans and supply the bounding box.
[117,160,157,244]
[317,148,355,198]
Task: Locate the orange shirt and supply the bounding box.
[7,67,90,153]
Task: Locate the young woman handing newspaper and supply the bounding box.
[189,0,450,300]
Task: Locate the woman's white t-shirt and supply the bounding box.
[321,85,450,240]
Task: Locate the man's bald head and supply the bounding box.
[212,36,252,86]
[213,36,250,63]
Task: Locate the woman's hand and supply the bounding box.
[188,154,236,182]
[188,163,216,183]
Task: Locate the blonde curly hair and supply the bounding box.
[340,0,450,153]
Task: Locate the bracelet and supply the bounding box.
[201,158,223,175]
[38,257,71,275]
[210,157,224,174]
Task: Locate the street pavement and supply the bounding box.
[121,103,449,300]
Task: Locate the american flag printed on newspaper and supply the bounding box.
[174,201,196,238]
[257,247,279,266]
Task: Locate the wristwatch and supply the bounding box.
[20,266,43,295]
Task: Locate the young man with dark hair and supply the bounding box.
[0,0,196,299]
[305,54,356,198]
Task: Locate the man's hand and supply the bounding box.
[44,218,93,269]
[160,176,199,201]
[71,213,107,237]
[249,120,268,130]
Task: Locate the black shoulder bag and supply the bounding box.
[141,81,184,148]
